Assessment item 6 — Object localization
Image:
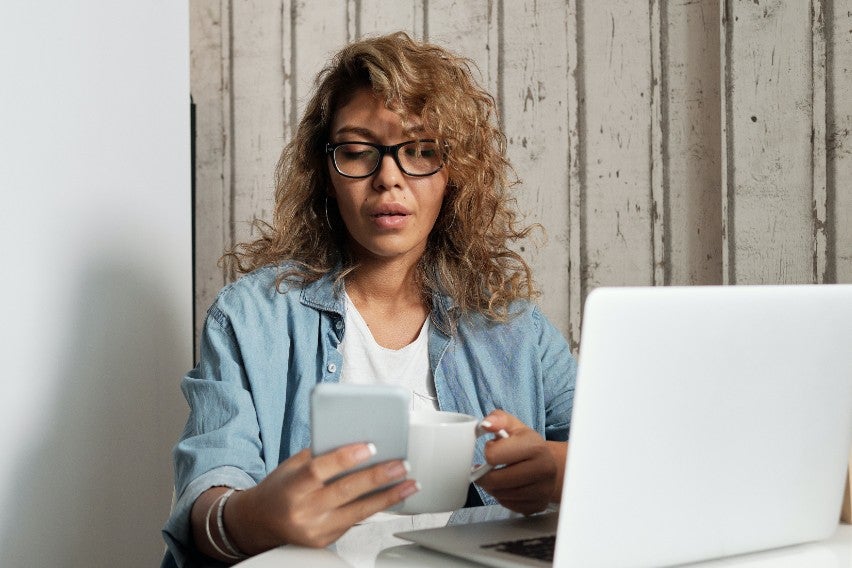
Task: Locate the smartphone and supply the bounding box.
[310,383,410,484]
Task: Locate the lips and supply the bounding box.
[369,203,412,229]
[370,204,411,218]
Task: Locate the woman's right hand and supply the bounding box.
[192,443,418,560]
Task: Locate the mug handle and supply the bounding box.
[469,424,510,482]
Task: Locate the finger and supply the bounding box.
[304,476,420,541]
[483,476,552,503]
[478,476,540,498]
[483,430,544,466]
[493,496,550,516]
[480,409,524,434]
[304,442,378,484]
[337,478,420,526]
[478,469,552,514]
[313,459,412,511]
[477,461,549,493]
[258,458,414,549]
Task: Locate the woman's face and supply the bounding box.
[327,88,449,266]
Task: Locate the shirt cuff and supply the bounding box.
[162,466,257,568]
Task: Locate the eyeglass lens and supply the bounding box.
[332,140,442,177]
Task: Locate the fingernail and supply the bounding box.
[480,420,493,428]
[354,443,377,462]
[399,481,421,499]
[385,461,408,478]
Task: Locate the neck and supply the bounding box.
[344,256,430,349]
[345,256,423,308]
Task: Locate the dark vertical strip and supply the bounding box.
[823,0,836,283]
[423,0,430,41]
[576,0,587,313]
[564,0,571,333]
[648,1,665,286]
[723,0,736,285]
[648,3,656,283]
[659,0,671,286]
[355,0,362,40]
[344,0,361,41]
[190,95,198,362]
[496,0,505,126]
[811,0,819,284]
[227,0,237,283]
[289,0,298,136]
[345,0,352,42]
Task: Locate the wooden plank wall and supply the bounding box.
[190,0,852,349]
[832,2,852,285]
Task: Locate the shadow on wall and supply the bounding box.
[1,255,188,567]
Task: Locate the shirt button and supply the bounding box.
[327,363,337,373]
[335,320,344,330]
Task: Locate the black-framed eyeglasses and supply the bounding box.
[325,139,444,179]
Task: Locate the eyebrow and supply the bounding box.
[332,124,427,140]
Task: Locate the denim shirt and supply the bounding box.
[162,264,577,567]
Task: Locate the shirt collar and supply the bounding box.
[298,266,459,336]
[299,270,345,315]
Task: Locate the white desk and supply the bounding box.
[237,507,852,568]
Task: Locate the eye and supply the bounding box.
[338,144,379,161]
[342,150,370,159]
[404,142,439,158]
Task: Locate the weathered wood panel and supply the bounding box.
[359,0,423,39]
[829,0,852,522]
[723,1,815,284]
[190,0,851,358]
[813,0,829,283]
[291,1,348,122]
[426,0,496,95]
[665,0,723,285]
[581,2,656,289]
[566,0,583,350]
[190,0,231,348]
[650,0,667,287]
[230,1,284,248]
[501,0,572,339]
[828,0,852,284]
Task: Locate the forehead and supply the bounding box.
[330,88,425,136]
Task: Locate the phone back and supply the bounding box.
[311,383,410,476]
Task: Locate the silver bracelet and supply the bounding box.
[204,489,245,561]
[217,488,248,560]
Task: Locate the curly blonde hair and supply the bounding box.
[224,31,539,321]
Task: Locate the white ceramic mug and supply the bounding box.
[397,410,509,514]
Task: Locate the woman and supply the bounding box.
[162,32,576,566]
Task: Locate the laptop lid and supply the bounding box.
[398,285,852,568]
[555,284,852,567]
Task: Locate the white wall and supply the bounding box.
[0,2,191,566]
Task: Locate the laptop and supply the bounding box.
[397,285,852,567]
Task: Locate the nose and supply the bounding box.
[371,151,404,191]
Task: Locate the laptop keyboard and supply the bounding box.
[481,534,556,562]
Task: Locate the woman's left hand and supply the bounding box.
[474,410,565,515]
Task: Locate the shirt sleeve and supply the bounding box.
[533,306,577,442]
[161,303,268,567]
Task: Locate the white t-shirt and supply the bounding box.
[339,291,439,411]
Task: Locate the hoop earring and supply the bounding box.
[442,200,456,232]
[324,196,333,231]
